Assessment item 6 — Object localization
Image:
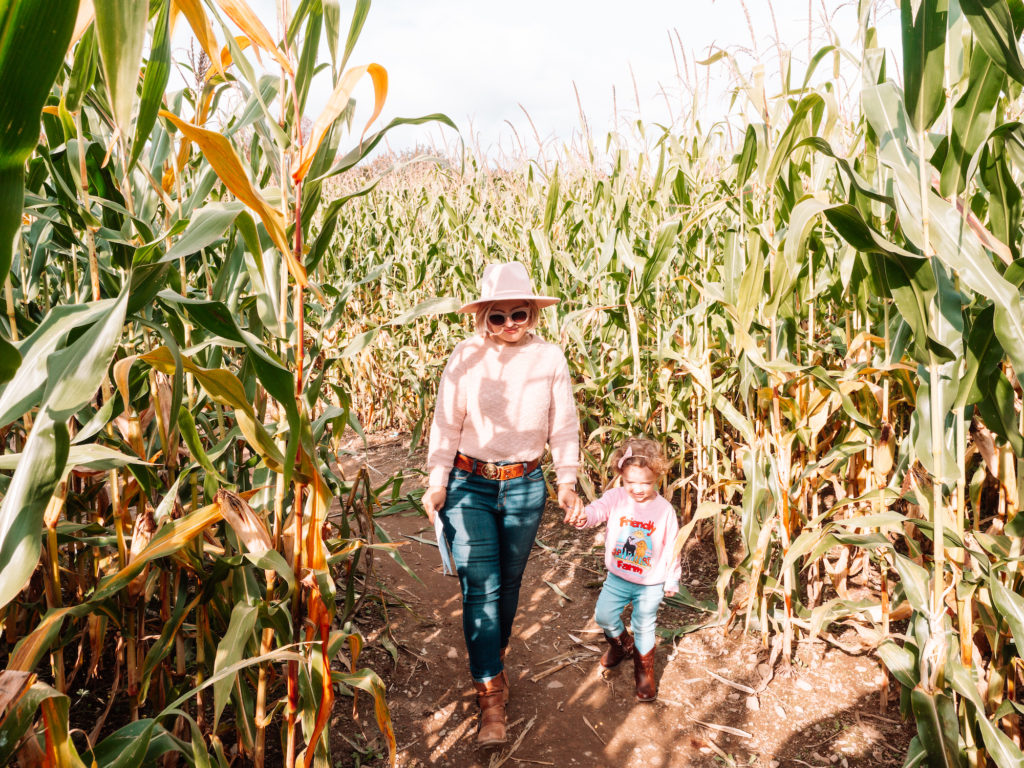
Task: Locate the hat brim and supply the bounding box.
[458,295,560,314]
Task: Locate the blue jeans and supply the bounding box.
[438,464,547,682]
[594,572,665,654]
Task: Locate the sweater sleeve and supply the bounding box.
[547,350,580,485]
[426,349,466,487]
[578,489,617,529]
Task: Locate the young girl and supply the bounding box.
[566,437,679,701]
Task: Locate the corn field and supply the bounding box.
[1,0,1024,766]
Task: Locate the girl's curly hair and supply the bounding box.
[608,437,670,479]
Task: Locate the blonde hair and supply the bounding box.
[609,438,670,479]
[473,301,539,336]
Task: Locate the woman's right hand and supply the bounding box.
[422,485,447,523]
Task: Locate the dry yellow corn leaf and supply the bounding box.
[214,36,253,76]
[128,505,158,599]
[172,0,224,78]
[215,0,292,73]
[291,63,388,182]
[159,110,307,287]
[303,470,331,571]
[216,489,272,556]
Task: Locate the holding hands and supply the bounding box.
[426,482,581,526]
[562,493,586,528]
[557,483,586,527]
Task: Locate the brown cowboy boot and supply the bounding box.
[633,646,657,702]
[600,630,635,669]
[499,647,510,703]
[473,675,508,746]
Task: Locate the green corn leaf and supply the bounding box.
[976,370,1024,455]
[317,114,458,182]
[794,136,893,204]
[66,24,98,113]
[891,553,932,615]
[902,0,949,132]
[948,658,1024,767]
[129,0,172,171]
[955,304,1001,409]
[339,0,369,72]
[141,346,286,474]
[294,8,322,114]
[155,202,245,265]
[83,718,186,768]
[961,0,1024,85]
[977,137,1022,259]
[820,204,919,260]
[0,413,68,610]
[0,0,79,381]
[213,603,259,730]
[990,572,1024,650]
[0,299,117,428]
[903,736,928,768]
[876,639,919,690]
[910,687,965,767]
[940,45,1004,196]
[246,549,296,599]
[43,288,128,419]
[177,408,230,484]
[157,291,293,404]
[639,220,680,295]
[0,443,148,474]
[763,92,823,188]
[93,0,148,131]
[387,296,461,325]
[735,124,758,187]
[0,286,124,610]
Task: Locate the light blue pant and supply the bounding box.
[594,572,665,654]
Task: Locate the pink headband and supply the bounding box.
[617,446,633,469]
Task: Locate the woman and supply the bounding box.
[423,261,581,747]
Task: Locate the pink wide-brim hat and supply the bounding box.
[458,262,559,314]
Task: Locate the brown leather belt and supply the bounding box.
[454,452,541,481]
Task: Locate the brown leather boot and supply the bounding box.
[499,647,510,703]
[633,646,657,702]
[600,630,635,669]
[473,675,507,746]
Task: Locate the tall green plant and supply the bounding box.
[0,1,451,765]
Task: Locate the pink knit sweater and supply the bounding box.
[427,334,580,487]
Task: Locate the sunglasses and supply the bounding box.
[488,309,530,326]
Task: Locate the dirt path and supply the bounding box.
[337,436,914,768]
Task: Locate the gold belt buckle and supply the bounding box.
[480,462,500,480]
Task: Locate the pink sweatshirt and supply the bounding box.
[578,487,681,591]
[427,333,580,487]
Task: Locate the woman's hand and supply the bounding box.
[557,483,580,517]
[422,485,447,523]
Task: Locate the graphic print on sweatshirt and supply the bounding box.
[611,517,655,575]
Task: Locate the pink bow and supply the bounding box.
[617,446,633,470]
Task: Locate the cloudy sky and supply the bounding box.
[230,1,901,157]
[343,1,902,156]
